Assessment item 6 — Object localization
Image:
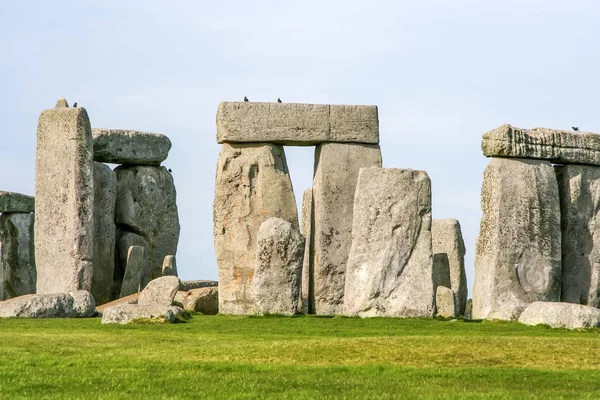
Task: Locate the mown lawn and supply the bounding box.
[0,315,599,399]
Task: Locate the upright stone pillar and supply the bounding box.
[299,188,313,314]
[473,158,561,320]
[312,143,382,314]
[35,100,94,294]
[214,143,298,315]
[0,213,36,300]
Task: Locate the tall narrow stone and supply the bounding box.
[556,165,600,307]
[432,219,468,315]
[214,143,298,315]
[114,231,150,296]
[0,213,36,300]
[312,143,382,315]
[473,158,561,321]
[162,255,177,276]
[92,162,117,305]
[299,188,313,314]
[120,245,147,298]
[35,103,94,294]
[343,167,435,318]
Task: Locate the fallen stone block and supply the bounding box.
[0,290,96,318]
[101,304,183,324]
[436,286,457,318]
[518,302,600,329]
[216,102,379,145]
[174,287,218,315]
[0,212,36,300]
[138,276,180,306]
[179,280,218,292]
[92,129,171,166]
[96,292,139,313]
[0,191,34,213]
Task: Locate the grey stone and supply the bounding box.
[0,213,36,300]
[253,218,304,315]
[0,291,95,318]
[436,286,457,318]
[482,124,600,166]
[312,143,382,315]
[115,165,180,281]
[300,188,313,314]
[214,143,298,315]
[69,290,96,317]
[175,287,219,315]
[432,253,451,292]
[0,191,34,213]
[92,129,171,166]
[179,280,218,292]
[115,232,150,295]
[343,167,435,318]
[518,301,600,329]
[96,292,139,312]
[464,299,473,319]
[216,102,379,145]
[119,245,147,298]
[91,162,117,305]
[35,103,94,294]
[138,276,180,306]
[473,158,561,321]
[556,165,600,307]
[162,255,177,276]
[101,304,183,324]
[432,219,468,315]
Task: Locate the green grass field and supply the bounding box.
[0,315,599,399]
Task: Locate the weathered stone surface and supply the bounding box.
[101,304,183,324]
[482,124,600,166]
[214,143,298,315]
[92,129,171,166]
[115,165,180,280]
[96,292,139,312]
[0,191,34,213]
[432,219,468,315]
[432,253,451,291]
[180,280,218,292]
[436,286,457,318]
[556,165,600,307]
[253,218,304,315]
[91,162,116,305]
[300,188,313,314]
[216,102,379,145]
[115,232,150,296]
[174,287,219,315]
[464,299,473,320]
[162,255,177,276]
[55,98,69,108]
[519,302,600,329]
[312,143,382,315]
[473,158,561,321]
[119,245,147,298]
[0,213,36,300]
[35,103,94,294]
[138,276,180,306]
[0,291,95,318]
[343,167,435,318]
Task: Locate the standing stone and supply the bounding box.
[312,143,382,315]
[432,253,451,292]
[119,245,147,298]
[35,103,94,294]
[343,167,435,318]
[162,255,177,276]
[432,219,468,315]
[473,158,561,321]
[91,162,117,305]
[300,188,313,314]
[0,213,36,300]
[114,231,150,296]
[436,286,457,318]
[214,143,298,315]
[115,165,180,280]
[0,191,34,213]
[556,165,600,307]
[253,218,304,315]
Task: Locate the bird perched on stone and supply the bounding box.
[277,98,282,103]
[168,168,172,173]
[244,96,249,102]
[572,126,579,131]
[73,102,78,107]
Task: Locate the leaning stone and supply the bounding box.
[518,302,600,329]
[0,292,95,318]
[175,287,219,315]
[0,213,36,300]
[299,188,313,314]
[216,102,379,145]
[119,246,147,298]
[436,286,457,318]
[432,219,468,315]
[101,304,183,324]
[312,143,382,315]
[35,103,94,294]
[343,167,435,318]
[253,218,304,315]
[96,292,139,313]
[556,165,600,307]
[482,124,600,166]
[138,276,180,306]
[92,129,171,166]
[162,255,177,276]
[0,191,34,213]
[91,162,117,305]
[473,158,561,321]
[115,166,180,280]
[214,143,298,315]
[179,280,218,292]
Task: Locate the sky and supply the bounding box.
[1,1,599,295]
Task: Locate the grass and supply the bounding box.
[0,315,599,399]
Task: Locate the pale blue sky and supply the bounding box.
[2,1,599,294]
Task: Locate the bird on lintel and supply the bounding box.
[572,126,580,131]
[277,98,282,103]
[244,96,249,102]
